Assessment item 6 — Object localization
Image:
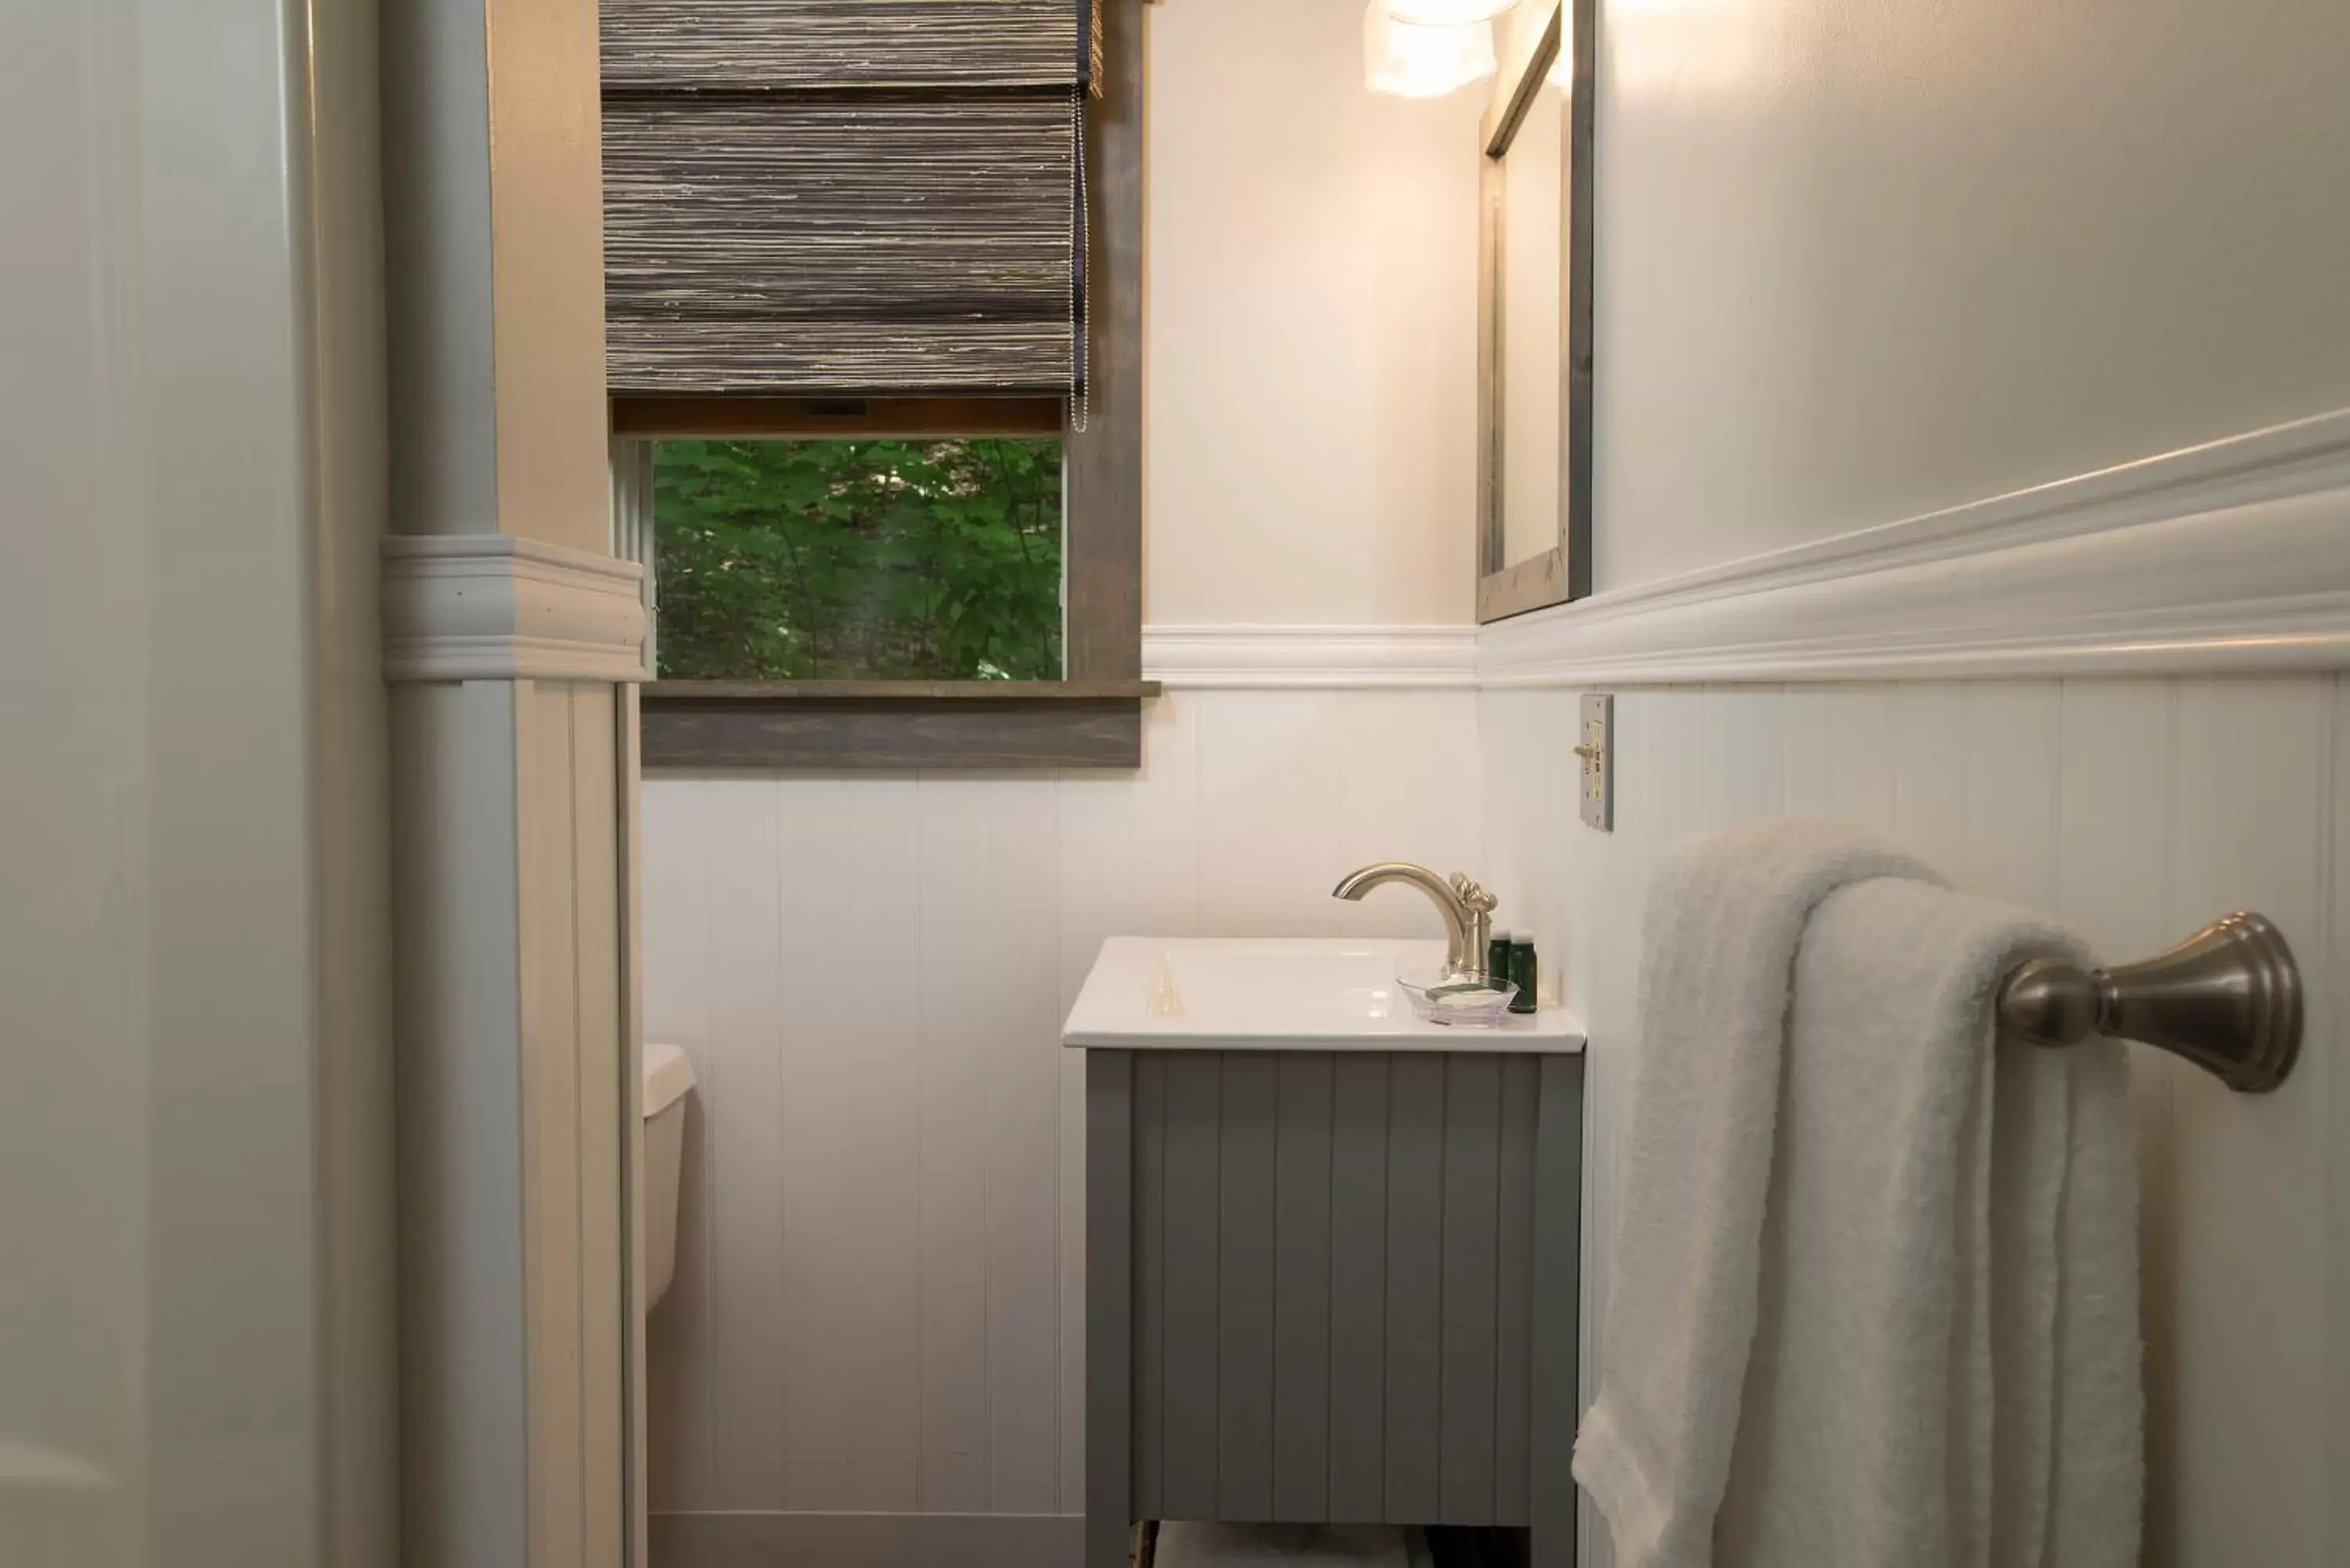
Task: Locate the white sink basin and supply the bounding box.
[1062,937,1584,1053]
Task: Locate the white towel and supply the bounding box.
[1574,822,2142,1568]
[1572,820,1939,1565]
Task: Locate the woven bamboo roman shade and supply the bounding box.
[600,0,1093,399]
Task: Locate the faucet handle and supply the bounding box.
[1449,873,1499,912]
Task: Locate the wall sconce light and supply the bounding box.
[1386,0,1519,21]
[1363,1,1498,98]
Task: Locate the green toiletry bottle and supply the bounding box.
[1487,929,1514,992]
[1507,934,1538,1014]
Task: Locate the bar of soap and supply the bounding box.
[1423,979,1498,999]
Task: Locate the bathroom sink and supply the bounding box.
[1061,937,1583,1053]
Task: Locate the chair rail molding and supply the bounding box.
[1480,407,2350,685]
[385,534,647,683]
[1141,625,1480,688]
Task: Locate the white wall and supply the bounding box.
[642,687,1483,1525]
[1144,0,1485,627]
[1594,0,2350,590]
[0,1,394,1564]
[1484,677,2349,1566]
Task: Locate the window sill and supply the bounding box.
[639,680,1161,771]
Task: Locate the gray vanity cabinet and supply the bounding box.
[1086,1049,1583,1568]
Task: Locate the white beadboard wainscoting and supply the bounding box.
[1483,677,2348,1568]
[639,685,1486,1543]
[641,671,2349,1568]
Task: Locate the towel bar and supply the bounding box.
[1998,912,2301,1093]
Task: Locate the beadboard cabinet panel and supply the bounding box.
[1091,1050,1581,1562]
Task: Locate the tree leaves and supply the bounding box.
[653,436,1064,680]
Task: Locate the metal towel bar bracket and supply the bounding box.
[1998,912,2302,1093]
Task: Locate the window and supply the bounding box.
[653,435,1066,683]
[600,0,1148,768]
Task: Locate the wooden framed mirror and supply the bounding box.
[1477,0,1593,622]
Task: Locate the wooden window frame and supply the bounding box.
[623,0,1150,770]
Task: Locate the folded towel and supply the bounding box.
[1710,876,2140,1568]
[1574,822,2142,1568]
[1572,819,1939,1566]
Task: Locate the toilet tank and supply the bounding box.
[642,1042,696,1311]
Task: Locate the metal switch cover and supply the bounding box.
[1576,693,1613,831]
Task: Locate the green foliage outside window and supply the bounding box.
[653,437,1063,681]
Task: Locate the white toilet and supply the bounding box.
[642,1042,697,1312]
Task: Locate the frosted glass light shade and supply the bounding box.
[1386,0,1518,23]
[1363,3,1497,99]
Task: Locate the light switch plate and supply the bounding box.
[1578,693,1614,831]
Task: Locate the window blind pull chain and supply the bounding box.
[1069,86,1091,435]
[1089,0,1106,99]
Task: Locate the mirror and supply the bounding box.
[1477,0,1591,622]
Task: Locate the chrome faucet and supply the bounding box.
[1331,862,1500,980]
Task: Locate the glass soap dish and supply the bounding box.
[1396,968,1519,1028]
